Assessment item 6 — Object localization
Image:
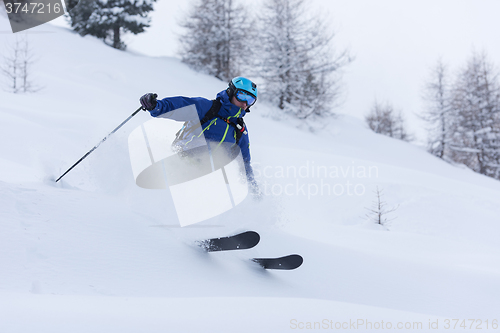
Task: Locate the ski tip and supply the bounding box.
[289,254,303,262]
[284,254,303,269]
[252,254,303,270]
[246,231,260,244]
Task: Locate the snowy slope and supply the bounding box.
[1,18,500,332]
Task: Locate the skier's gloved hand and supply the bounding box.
[140,93,158,111]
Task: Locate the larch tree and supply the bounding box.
[421,59,452,159]
[448,51,500,178]
[178,0,254,81]
[365,100,412,142]
[257,0,351,120]
[1,36,40,93]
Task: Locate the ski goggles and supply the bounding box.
[235,90,257,106]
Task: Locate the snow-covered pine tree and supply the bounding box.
[258,0,350,120]
[421,59,452,159]
[178,0,253,81]
[365,100,412,141]
[66,0,155,50]
[65,0,94,36]
[449,51,500,179]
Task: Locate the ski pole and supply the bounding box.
[55,106,143,183]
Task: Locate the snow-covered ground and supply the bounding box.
[1,17,500,332]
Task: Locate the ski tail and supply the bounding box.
[199,231,260,252]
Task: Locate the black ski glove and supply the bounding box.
[140,93,158,111]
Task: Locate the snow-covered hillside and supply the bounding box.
[2,18,500,332]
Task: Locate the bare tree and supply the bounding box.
[421,59,452,159]
[1,36,41,93]
[1,37,22,93]
[18,36,40,93]
[365,100,412,141]
[365,186,398,228]
[178,0,254,81]
[448,51,500,178]
[258,0,351,119]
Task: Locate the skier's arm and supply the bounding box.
[239,134,261,198]
[238,133,252,179]
[147,96,213,121]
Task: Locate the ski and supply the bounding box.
[197,232,303,270]
[198,231,260,252]
[252,254,303,270]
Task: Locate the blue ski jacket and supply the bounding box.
[147,90,254,181]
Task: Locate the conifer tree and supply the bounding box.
[67,0,156,50]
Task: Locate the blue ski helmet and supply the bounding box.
[227,77,258,110]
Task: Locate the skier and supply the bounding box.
[139,76,260,197]
[139,78,303,270]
